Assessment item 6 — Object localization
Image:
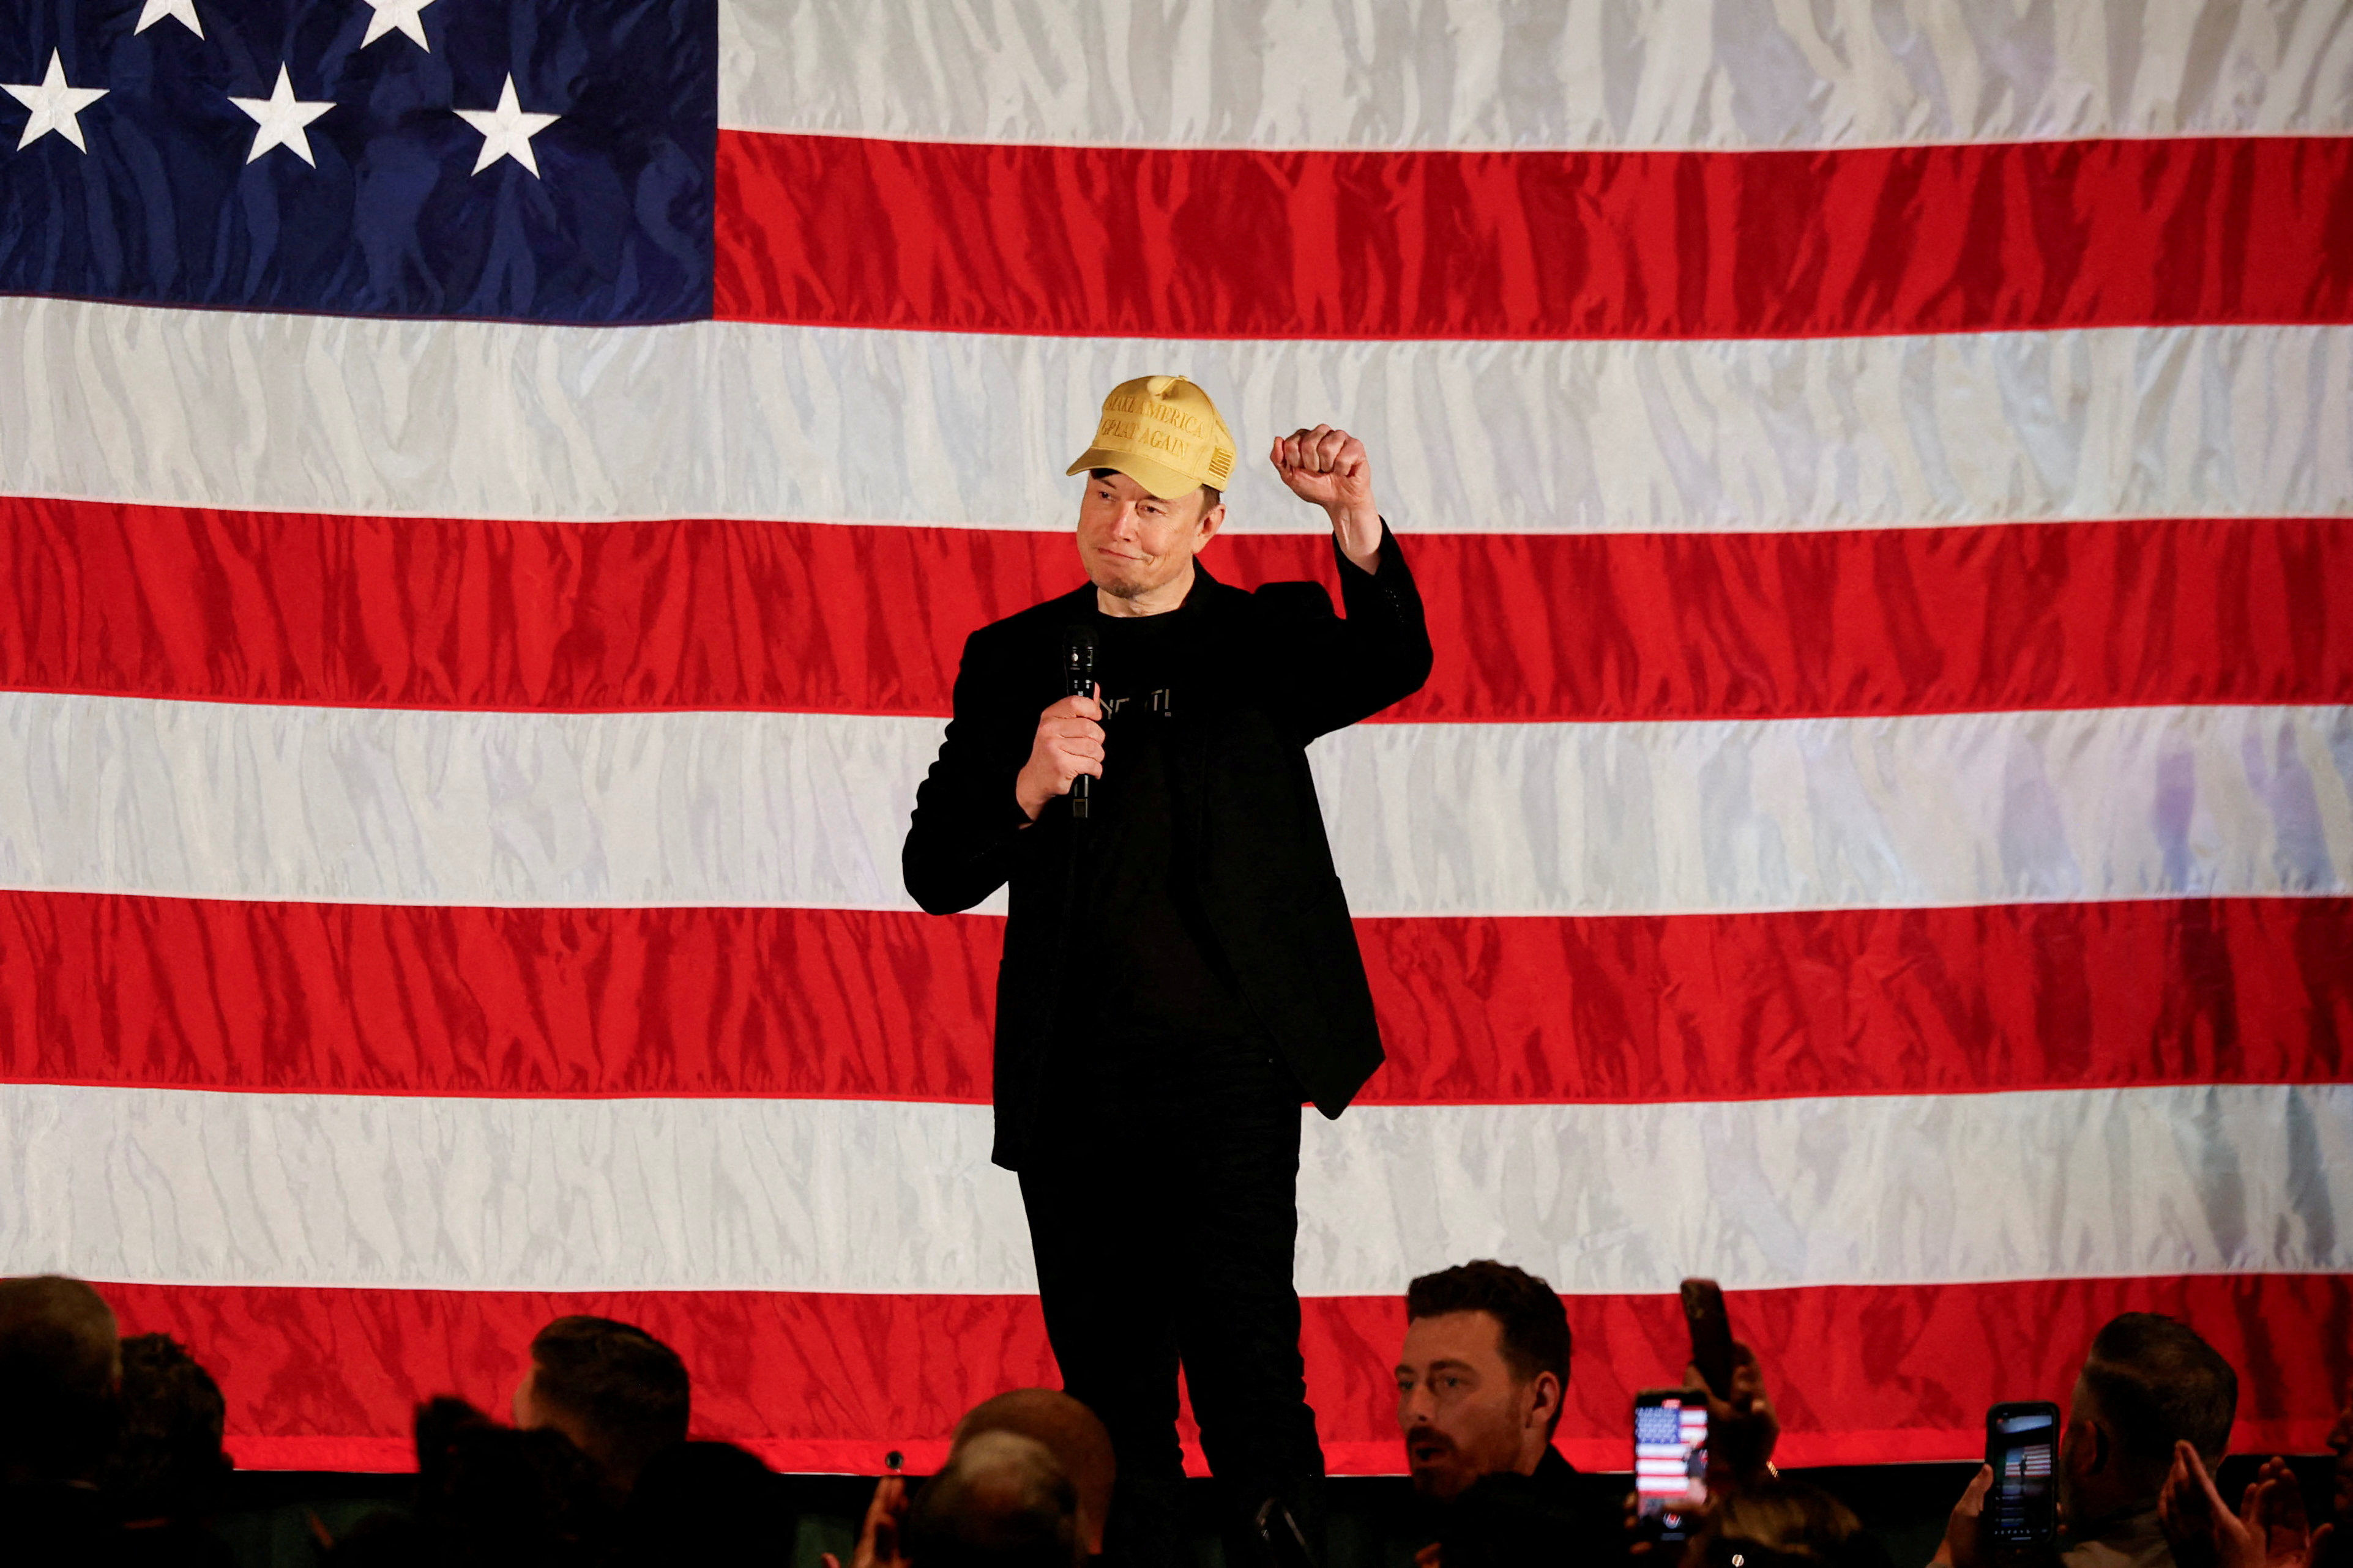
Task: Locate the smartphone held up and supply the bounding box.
[1633,1276,1732,1542]
[1635,1389,1710,1543]
[1681,1279,1736,1400]
[1985,1401,2062,1547]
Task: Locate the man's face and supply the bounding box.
[1395,1310,1551,1500]
[1076,469,1223,602]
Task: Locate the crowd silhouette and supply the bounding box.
[1,1266,2344,1568]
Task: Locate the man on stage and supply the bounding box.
[903,375,1432,1564]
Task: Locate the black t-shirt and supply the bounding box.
[1436,1447,1622,1568]
[1056,595,1256,1056]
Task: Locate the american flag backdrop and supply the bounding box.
[1,0,2349,1475]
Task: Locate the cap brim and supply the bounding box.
[1064,447,1202,500]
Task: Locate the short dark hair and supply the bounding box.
[102,1334,230,1522]
[2081,1313,2238,1465]
[1087,467,1220,510]
[529,1317,690,1472]
[1406,1260,1571,1430]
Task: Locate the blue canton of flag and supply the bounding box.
[1634,1404,1685,1447]
[0,0,716,322]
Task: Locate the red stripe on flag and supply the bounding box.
[7,893,2344,1103]
[1355,899,2353,1104]
[712,133,2353,339]
[9,497,2350,722]
[99,1274,2351,1474]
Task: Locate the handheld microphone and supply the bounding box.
[1062,625,1097,820]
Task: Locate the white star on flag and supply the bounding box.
[4,51,108,152]
[360,0,436,50]
[229,64,334,167]
[454,74,559,177]
[133,0,204,37]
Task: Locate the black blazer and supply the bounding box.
[901,526,1434,1169]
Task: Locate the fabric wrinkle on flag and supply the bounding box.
[0,0,2347,1477]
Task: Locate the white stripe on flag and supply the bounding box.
[1309,704,2353,916]
[717,0,2353,148]
[2,1082,2342,1293]
[6,299,2347,535]
[2,692,2344,917]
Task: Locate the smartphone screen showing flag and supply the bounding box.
[1636,1395,1710,1520]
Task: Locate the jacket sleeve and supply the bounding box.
[901,630,1039,915]
[1278,520,1435,742]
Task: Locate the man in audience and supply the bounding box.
[1939,1312,2239,1568]
[956,1389,1117,1560]
[2064,1314,2238,1568]
[830,1390,1115,1568]
[510,1313,780,1561]
[1394,1260,1597,1563]
[102,1332,235,1565]
[512,1315,691,1503]
[325,1395,615,1566]
[0,1274,124,1558]
[903,1430,1086,1568]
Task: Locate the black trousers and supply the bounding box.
[1019,1033,1327,1567]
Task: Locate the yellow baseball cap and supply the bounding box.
[1065,375,1238,499]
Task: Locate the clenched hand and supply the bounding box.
[1016,689,1104,820]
